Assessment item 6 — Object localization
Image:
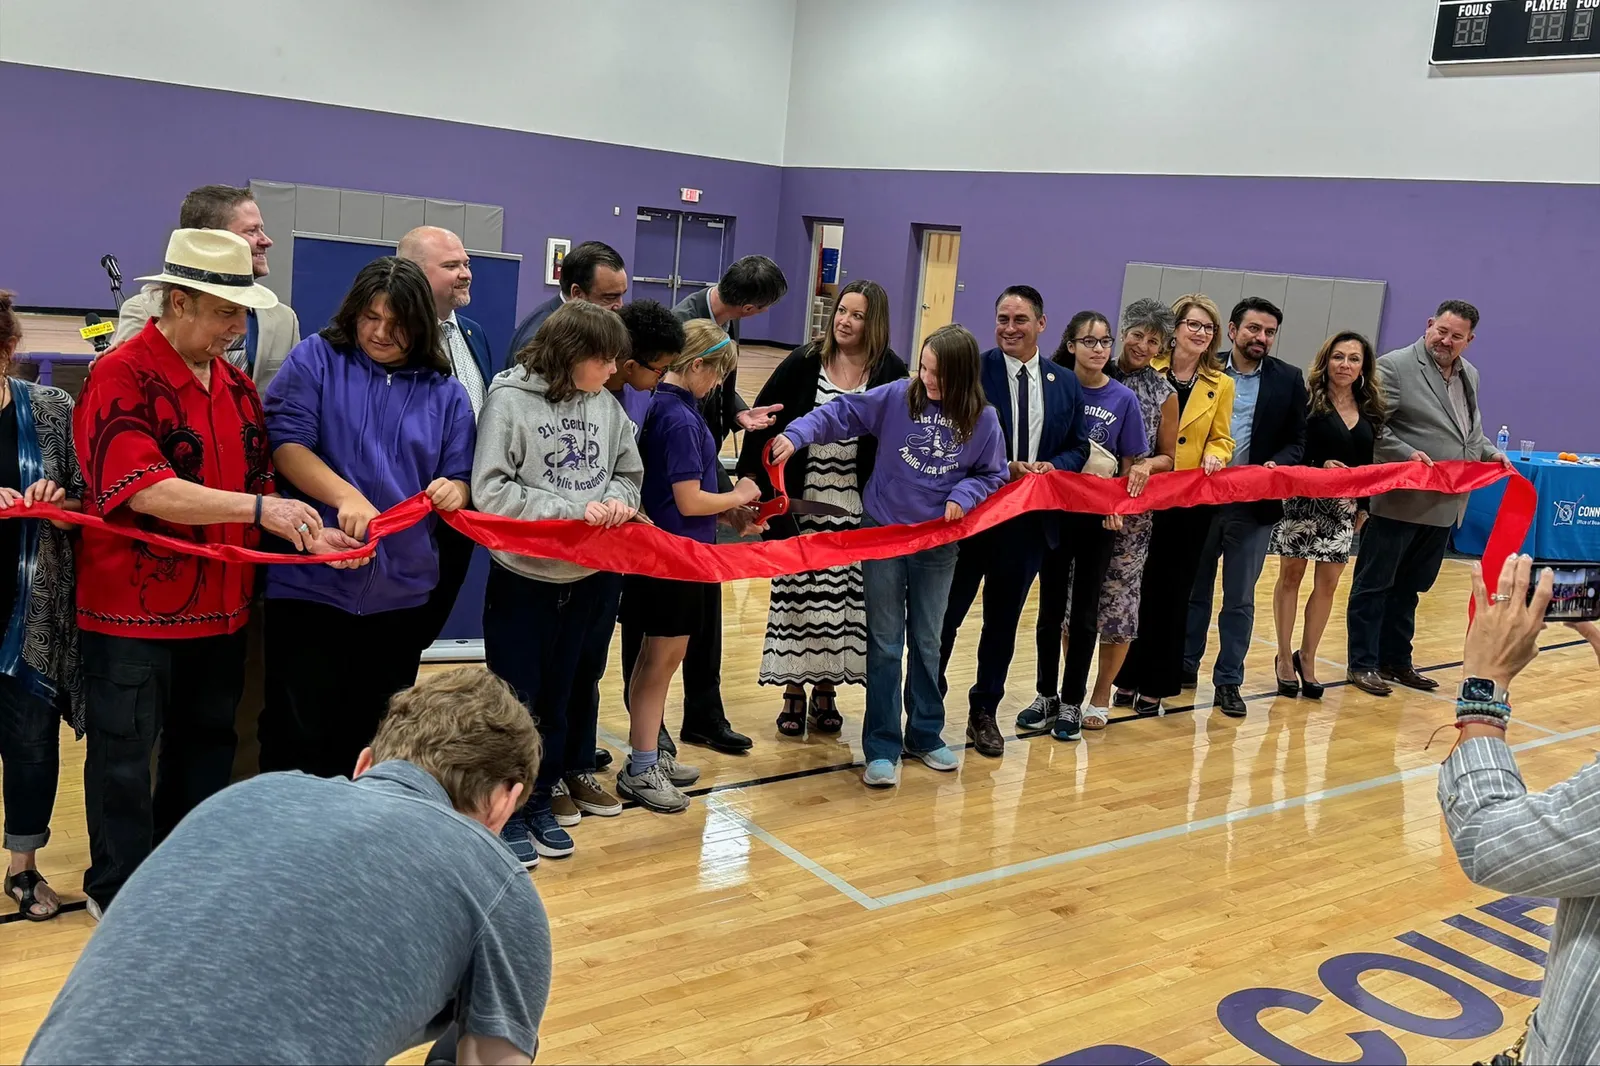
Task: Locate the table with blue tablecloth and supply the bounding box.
[1455,451,1600,561]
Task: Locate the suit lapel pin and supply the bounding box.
[1046,373,1056,382]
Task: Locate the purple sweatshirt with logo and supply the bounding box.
[263,335,476,615]
[784,378,1007,525]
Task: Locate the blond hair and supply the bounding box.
[370,668,541,815]
[1171,292,1225,372]
[667,318,739,377]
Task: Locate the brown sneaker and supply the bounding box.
[563,772,622,817]
[550,784,581,827]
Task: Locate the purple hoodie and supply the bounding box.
[784,378,1007,525]
[263,335,476,615]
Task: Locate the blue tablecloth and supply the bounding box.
[1455,451,1600,561]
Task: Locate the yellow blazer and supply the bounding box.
[1152,355,1236,470]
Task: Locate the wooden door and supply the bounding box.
[915,230,961,355]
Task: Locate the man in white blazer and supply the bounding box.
[1346,300,1513,696]
[111,184,300,392]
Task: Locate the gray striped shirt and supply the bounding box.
[1440,736,1600,1065]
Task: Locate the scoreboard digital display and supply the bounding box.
[1431,0,1600,64]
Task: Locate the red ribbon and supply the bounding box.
[5,462,1531,592]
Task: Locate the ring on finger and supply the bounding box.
[297,523,310,534]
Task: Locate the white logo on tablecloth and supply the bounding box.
[1552,496,1599,527]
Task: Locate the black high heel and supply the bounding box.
[1293,651,1324,700]
[1274,656,1300,698]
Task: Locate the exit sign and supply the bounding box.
[680,188,702,203]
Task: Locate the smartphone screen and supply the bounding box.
[1531,565,1600,622]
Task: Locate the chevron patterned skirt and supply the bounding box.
[759,435,868,687]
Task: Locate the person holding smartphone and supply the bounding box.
[1439,553,1600,1065]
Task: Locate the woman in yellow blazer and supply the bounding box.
[1113,293,1235,714]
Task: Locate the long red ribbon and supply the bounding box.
[6,462,1533,590]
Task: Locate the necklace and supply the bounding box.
[1170,362,1200,386]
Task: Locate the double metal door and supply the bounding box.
[632,208,732,308]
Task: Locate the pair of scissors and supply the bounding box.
[753,439,855,524]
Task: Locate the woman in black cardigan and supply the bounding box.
[737,279,907,739]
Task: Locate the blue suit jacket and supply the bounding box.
[504,295,563,370]
[454,312,496,386]
[979,349,1089,472]
[979,348,1088,550]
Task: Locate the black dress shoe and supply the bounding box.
[1214,684,1248,718]
[967,712,1004,757]
[1380,664,1439,691]
[680,720,753,754]
[1292,651,1323,700]
[594,747,613,771]
[1347,669,1392,697]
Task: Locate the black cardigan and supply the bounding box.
[736,342,908,541]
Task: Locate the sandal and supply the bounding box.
[808,688,844,734]
[776,691,807,738]
[6,869,61,922]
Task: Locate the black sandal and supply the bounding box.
[6,869,60,922]
[777,691,807,738]
[808,688,844,734]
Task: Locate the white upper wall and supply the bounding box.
[0,0,798,165]
[783,0,1600,183]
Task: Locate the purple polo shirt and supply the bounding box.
[637,382,719,543]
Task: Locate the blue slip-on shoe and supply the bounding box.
[499,814,540,869]
[863,759,901,788]
[907,745,960,772]
[526,801,575,858]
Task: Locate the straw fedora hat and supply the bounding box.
[137,228,279,311]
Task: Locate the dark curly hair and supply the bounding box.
[617,299,685,368]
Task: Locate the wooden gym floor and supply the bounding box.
[2,554,1588,1064]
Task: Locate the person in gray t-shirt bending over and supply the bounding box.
[27,668,551,1066]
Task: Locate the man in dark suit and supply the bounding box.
[628,256,787,756]
[1183,297,1308,717]
[938,286,1089,757]
[503,241,629,367]
[398,225,497,648]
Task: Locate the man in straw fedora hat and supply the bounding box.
[73,228,366,919]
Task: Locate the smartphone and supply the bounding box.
[1528,564,1600,621]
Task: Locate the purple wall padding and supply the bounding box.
[4,62,1597,447]
[0,62,783,340]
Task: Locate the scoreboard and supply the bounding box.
[1431,0,1600,64]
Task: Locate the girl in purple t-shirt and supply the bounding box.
[1028,312,1149,741]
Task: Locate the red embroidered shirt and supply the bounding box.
[74,319,275,638]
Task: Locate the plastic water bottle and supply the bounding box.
[1496,424,1510,453]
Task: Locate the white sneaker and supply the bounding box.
[657,748,701,787]
[617,762,691,813]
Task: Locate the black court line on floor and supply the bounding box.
[0,899,87,927]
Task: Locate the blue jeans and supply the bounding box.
[1184,504,1274,687]
[861,525,959,764]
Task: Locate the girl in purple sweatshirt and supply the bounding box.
[773,324,1006,788]
[260,258,476,780]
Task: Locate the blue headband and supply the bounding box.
[700,336,732,357]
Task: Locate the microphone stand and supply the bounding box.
[101,254,124,311]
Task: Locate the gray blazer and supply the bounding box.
[112,285,301,393]
[1370,337,1497,527]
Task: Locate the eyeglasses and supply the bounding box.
[1072,337,1113,350]
[1180,319,1216,336]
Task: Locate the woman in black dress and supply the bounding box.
[1269,331,1387,698]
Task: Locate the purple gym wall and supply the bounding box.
[0,62,783,338]
[773,168,1600,451]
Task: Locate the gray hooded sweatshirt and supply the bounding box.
[472,368,644,583]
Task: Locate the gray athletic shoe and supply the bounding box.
[658,748,701,787]
[617,762,692,814]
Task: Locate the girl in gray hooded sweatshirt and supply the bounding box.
[472,302,643,867]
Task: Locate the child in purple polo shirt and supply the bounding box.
[619,320,760,813]
[772,324,1007,789]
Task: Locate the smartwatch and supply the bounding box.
[1459,677,1509,704]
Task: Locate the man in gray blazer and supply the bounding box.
[111,184,300,393]
[1345,300,1513,696]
